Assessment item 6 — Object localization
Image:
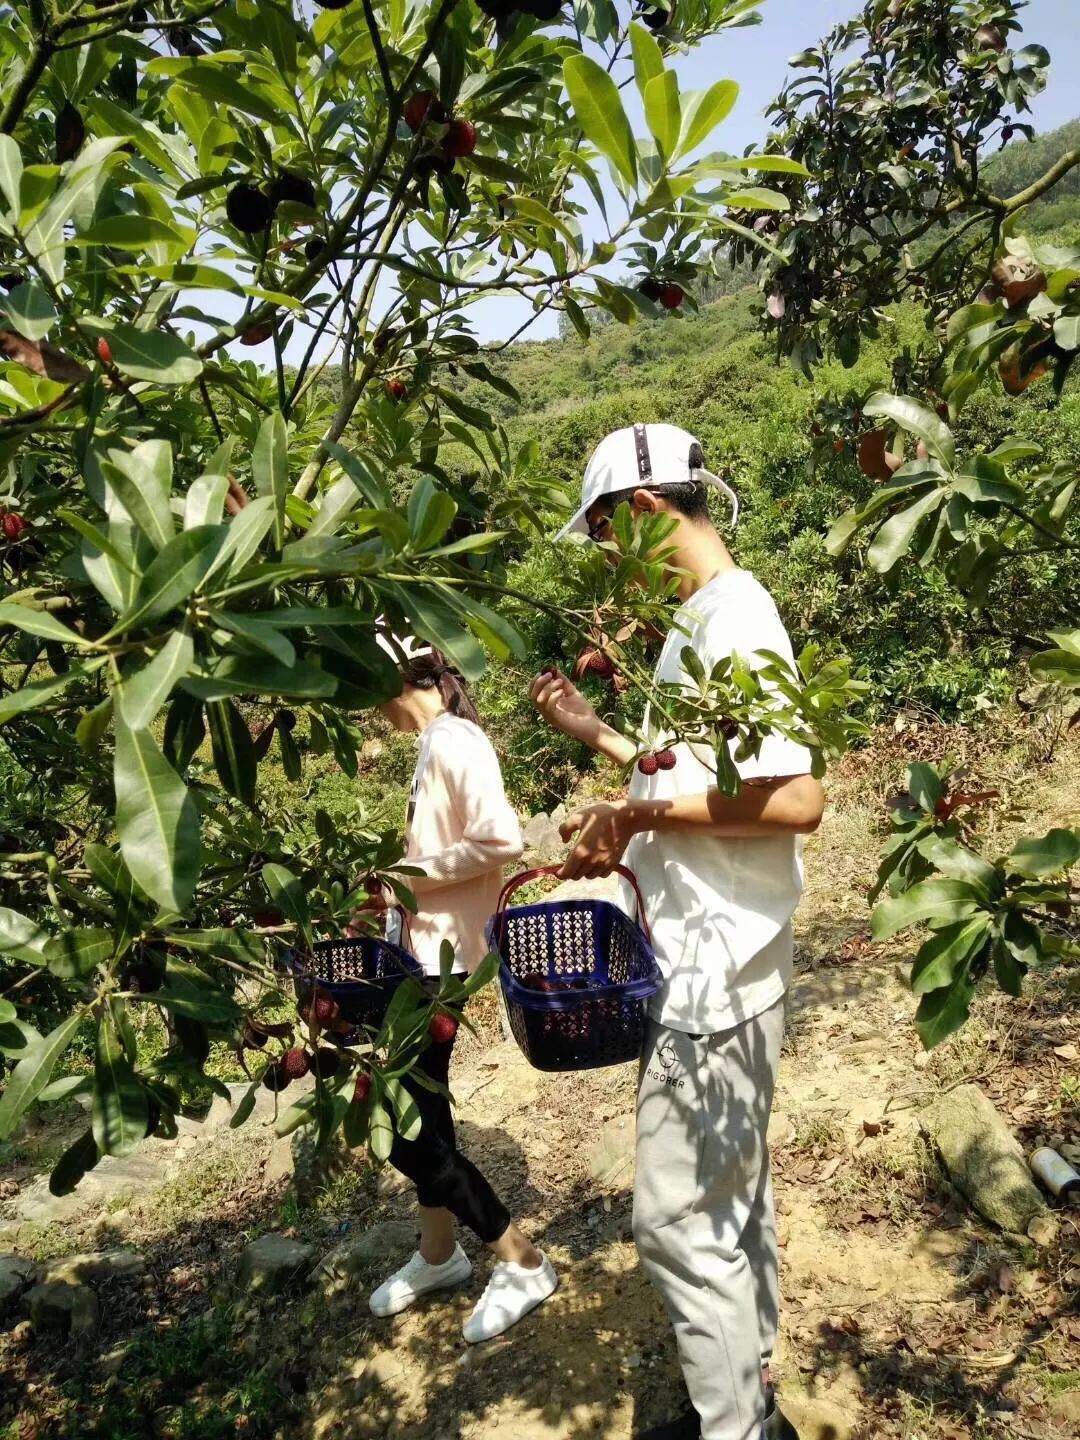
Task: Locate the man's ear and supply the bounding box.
[632,487,664,515]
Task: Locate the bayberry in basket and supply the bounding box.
[656,749,677,770]
[429,1012,459,1045]
[637,752,660,776]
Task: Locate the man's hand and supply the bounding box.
[529,667,638,765]
[558,800,640,880]
[529,668,603,743]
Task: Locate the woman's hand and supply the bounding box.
[558,800,640,879]
[345,875,389,936]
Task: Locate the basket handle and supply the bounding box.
[494,864,651,944]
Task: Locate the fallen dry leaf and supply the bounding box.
[862,1120,882,1137]
[0,329,89,383]
[1052,1043,1078,1062]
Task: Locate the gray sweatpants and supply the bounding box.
[632,997,785,1440]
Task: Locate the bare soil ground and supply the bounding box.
[2,720,1078,1440]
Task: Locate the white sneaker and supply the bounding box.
[368,1244,473,1318]
[462,1252,558,1343]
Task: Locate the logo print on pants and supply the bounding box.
[647,1040,685,1089]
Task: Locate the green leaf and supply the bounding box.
[102,441,175,551]
[38,1073,93,1103]
[0,664,88,725]
[563,53,638,189]
[118,629,194,730]
[76,695,113,752]
[112,526,227,634]
[693,153,809,176]
[207,700,257,805]
[369,1095,394,1163]
[0,601,88,647]
[910,916,990,994]
[1030,648,1080,686]
[230,1080,260,1129]
[181,653,336,701]
[867,489,943,574]
[215,611,295,666]
[146,56,287,126]
[114,717,200,913]
[0,906,50,964]
[92,1009,149,1157]
[1053,314,1080,352]
[184,471,230,530]
[915,835,1001,901]
[0,280,57,341]
[676,80,738,159]
[94,324,202,384]
[503,198,579,255]
[0,1010,85,1141]
[207,496,277,581]
[262,863,310,938]
[1007,828,1080,878]
[43,927,114,980]
[407,477,457,551]
[915,967,975,1049]
[644,71,680,159]
[629,21,664,98]
[76,214,191,252]
[0,134,23,213]
[722,186,789,211]
[252,410,288,549]
[871,878,984,941]
[863,392,955,468]
[907,763,943,814]
[384,1075,422,1142]
[163,693,205,772]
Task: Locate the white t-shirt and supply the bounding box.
[622,569,812,1035]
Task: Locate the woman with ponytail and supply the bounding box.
[357,641,557,1343]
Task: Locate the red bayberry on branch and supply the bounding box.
[240,322,275,346]
[262,1061,289,1092]
[386,376,408,401]
[281,1047,310,1081]
[96,337,114,366]
[353,1072,372,1103]
[656,749,677,771]
[659,283,684,311]
[637,753,660,776]
[305,993,340,1027]
[429,1012,459,1044]
[1,512,28,542]
[572,648,616,681]
[403,91,443,133]
[445,119,477,158]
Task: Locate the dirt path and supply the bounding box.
[2,727,1078,1440]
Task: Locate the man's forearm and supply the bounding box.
[627,774,824,838]
[584,720,638,767]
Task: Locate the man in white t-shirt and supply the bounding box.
[530,424,822,1440]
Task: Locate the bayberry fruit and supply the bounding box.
[403,91,441,133]
[386,376,408,401]
[240,322,274,346]
[308,993,340,1026]
[353,1072,372,1103]
[262,1061,289,1092]
[96,337,114,366]
[656,749,677,771]
[637,277,662,302]
[313,1047,341,1079]
[659,283,684,311]
[281,1047,310,1081]
[268,171,316,210]
[637,753,660,776]
[429,1012,459,1045]
[445,119,477,158]
[226,183,274,234]
[1,512,27,542]
[55,101,86,164]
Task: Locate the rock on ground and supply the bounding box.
[311,1221,416,1291]
[40,1248,145,1285]
[237,1233,314,1295]
[0,1253,37,1319]
[24,1279,99,1337]
[920,1083,1048,1236]
[588,1116,635,1190]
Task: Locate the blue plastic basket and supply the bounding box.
[485,866,661,1073]
[288,927,423,1029]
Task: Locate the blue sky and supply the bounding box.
[459,0,1078,344]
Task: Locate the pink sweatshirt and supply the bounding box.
[397,713,524,975]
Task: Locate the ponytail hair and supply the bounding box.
[399,648,480,726]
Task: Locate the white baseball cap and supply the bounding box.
[554,422,739,540]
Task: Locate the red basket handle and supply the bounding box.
[493,864,651,945]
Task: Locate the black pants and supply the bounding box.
[389,1027,511,1245]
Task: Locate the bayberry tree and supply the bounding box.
[0,0,868,1188]
[736,0,1079,1044]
